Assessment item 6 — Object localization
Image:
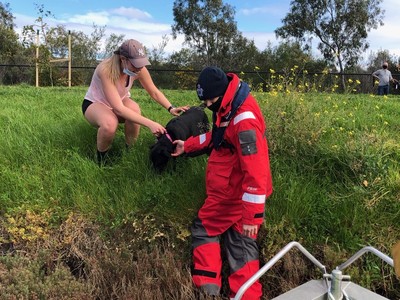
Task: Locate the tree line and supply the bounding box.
[0,0,399,91]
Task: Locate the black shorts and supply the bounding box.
[82,99,93,115]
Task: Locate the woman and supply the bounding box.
[82,39,188,164]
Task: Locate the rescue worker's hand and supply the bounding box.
[242,224,258,237]
[171,140,185,156]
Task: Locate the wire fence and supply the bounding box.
[1,64,400,95]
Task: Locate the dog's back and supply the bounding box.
[150,106,209,172]
[166,106,209,140]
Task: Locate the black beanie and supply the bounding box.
[196,67,229,101]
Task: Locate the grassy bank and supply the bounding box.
[0,85,399,299]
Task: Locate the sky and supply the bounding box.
[7,0,400,61]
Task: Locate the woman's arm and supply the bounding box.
[138,67,189,115]
[99,67,166,136]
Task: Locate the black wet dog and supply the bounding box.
[150,106,209,172]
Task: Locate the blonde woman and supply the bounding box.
[82,39,188,164]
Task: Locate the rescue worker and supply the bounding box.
[172,66,273,299]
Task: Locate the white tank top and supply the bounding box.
[84,67,136,109]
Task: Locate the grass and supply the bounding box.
[0,84,399,299]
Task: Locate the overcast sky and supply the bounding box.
[8,0,400,61]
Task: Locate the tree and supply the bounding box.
[102,33,125,60]
[0,1,18,56]
[0,1,14,28]
[275,0,384,90]
[366,49,398,73]
[171,0,240,67]
[45,24,106,85]
[0,1,28,84]
[148,34,169,66]
[247,41,327,92]
[21,3,54,46]
[168,48,198,68]
[222,34,259,72]
[19,2,107,86]
[269,41,325,73]
[0,17,20,60]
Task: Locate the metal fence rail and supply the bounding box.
[1,64,400,95]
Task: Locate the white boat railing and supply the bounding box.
[233,241,394,300]
[234,241,327,300]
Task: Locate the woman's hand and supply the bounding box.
[148,121,166,137]
[170,105,190,116]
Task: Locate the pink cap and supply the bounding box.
[115,39,150,68]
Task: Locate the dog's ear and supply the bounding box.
[149,139,173,173]
[162,147,171,157]
[149,137,161,150]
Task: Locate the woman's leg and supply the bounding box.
[84,103,119,152]
[122,98,141,146]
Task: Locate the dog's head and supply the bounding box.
[149,134,174,172]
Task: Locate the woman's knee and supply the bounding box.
[99,118,119,136]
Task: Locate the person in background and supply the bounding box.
[82,39,188,164]
[372,61,398,95]
[172,66,273,299]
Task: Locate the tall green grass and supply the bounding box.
[260,91,399,246]
[0,85,399,299]
[0,85,206,223]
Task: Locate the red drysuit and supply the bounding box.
[184,73,273,299]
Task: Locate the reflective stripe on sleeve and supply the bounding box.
[199,133,207,145]
[233,111,256,125]
[242,192,266,204]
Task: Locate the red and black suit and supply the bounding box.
[184,73,273,299]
